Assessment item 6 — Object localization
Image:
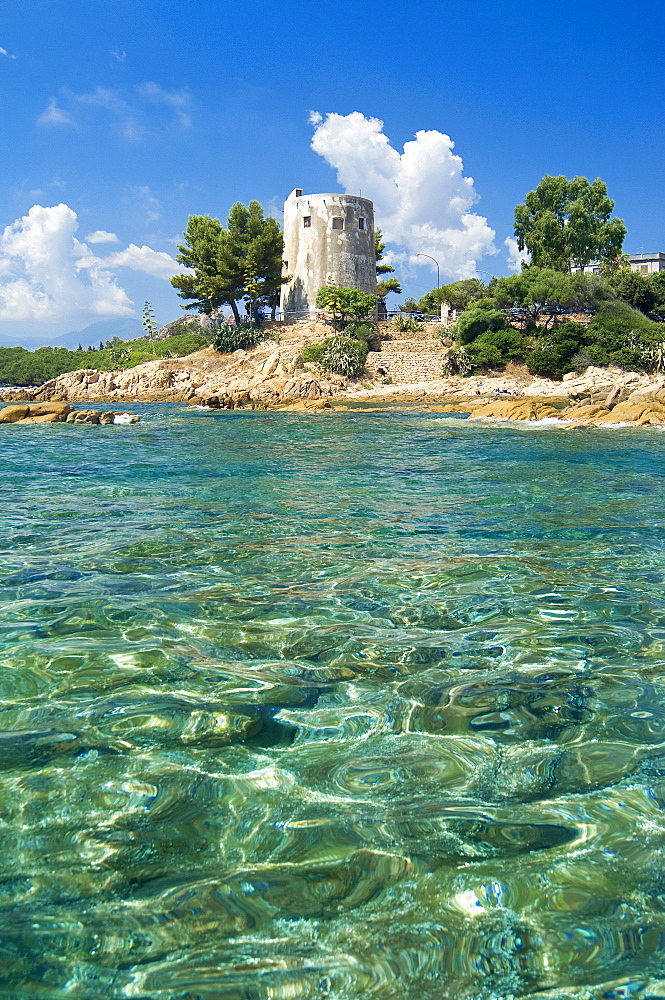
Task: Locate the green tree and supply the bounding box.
[399,297,419,313]
[492,267,612,328]
[649,271,665,319]
[514,175,626,273]
[171,203,286,323]
[375,229,401,315]
[376,277,402,299]
[171,215,230,316]
[419,278,485,314]
[374,228,395,276]
[315,287,378,328]
[609,268,656,314]
[492,268,574,326]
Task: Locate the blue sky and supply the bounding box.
[1,0,663,345]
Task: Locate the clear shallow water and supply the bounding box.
[2,405,665,999]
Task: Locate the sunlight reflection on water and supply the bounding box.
[1,405,665,998]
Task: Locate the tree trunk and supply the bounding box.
[229,299,241,325]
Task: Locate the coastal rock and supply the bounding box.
[0,402,73,423]
[0,402,138,426]
[469,399,560,422]
[262,351,281,376]
[22,412,62,423]
[0,405,30,423]
[559,404,611,420]
[593,399,665,426]
[27,402,73,417]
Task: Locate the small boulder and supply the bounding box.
[262,351,281,376]
[0,405,30,423]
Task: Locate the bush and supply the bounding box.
[303,336,367,377]
[468,328,528,369]
[526,322,588,377]
[571,349,596,373]
[455,306,508,345]
[392,314,421,333]
[211,321,266,354]
[345,321,376,343]
[585,303,664,372]
[442,346,474,376]
[301,343,325,365]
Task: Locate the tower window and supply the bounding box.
[303,216,311,228]
[358,217,365,230]
[332,217,344,230]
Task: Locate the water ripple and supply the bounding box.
[1,406,665,997]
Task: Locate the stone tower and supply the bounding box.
[281,189,376,320]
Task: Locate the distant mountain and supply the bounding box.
[0,317,146,351]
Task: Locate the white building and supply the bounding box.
[576,252,665,275]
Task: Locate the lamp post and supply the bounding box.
[474,269,497,285]
[417,253,440,288]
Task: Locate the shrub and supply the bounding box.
[392,314,421,333]
[303,336,367,377]
[468,328,528,369]
[526,322,589,378]
[585,303,664,372]
[301,343,325,365]
[455,306,508,345]
[345,321,376,343]
[442,346,474,376]
[571,349,596,373]
[211,320,266,354]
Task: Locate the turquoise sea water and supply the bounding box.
[2,404,665,999]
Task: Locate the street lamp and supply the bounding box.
[417,253,440,288]
[475,269,497,285]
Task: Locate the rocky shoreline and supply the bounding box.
[1,329,665,428]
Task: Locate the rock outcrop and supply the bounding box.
[0,402,139,425]
[464,381,665,428]
[469,399,561,422]
[0,335,347,408]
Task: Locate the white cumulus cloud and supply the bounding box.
[98,244,179,279]
[0,203,178,324]
[85,230,120,244]
[310,111,496,281]
[504,236,530,272]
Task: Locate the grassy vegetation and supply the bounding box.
[0,332,210,386]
